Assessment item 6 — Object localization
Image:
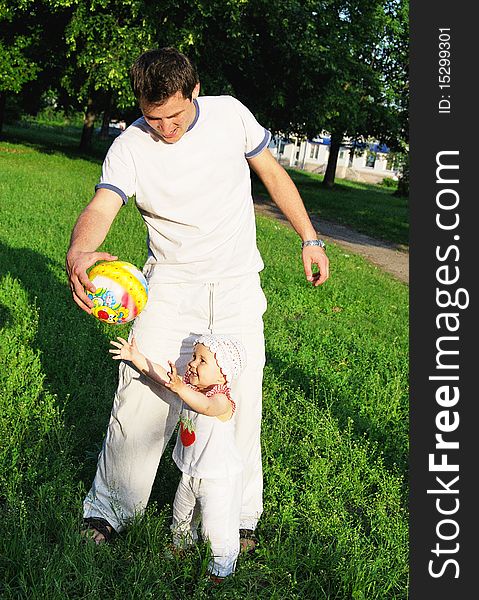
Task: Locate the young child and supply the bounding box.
[109,333,247,581]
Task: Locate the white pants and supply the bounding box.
[172,472,243,577]
[83,272,266,532]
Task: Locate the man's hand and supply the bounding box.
[248,150,331,288]
[302,246,330,287]
[65,188,123,313]
[66,250,118,313]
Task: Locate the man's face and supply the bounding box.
[140,84,200,144]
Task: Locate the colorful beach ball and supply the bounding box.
[86,260,148,324]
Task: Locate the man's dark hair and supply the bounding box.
[130,47,199,105]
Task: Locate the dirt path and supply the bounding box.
[254,196,409,285]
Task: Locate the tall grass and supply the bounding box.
[0,134,408,598]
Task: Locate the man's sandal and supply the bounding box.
[239,528,258,554]
[81,517,114,544]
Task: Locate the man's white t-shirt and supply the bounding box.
[97,95,271,283]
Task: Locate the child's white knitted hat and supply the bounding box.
[194,334,247,384]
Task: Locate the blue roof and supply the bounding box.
[311,138,390,152]
[370,142,389,153]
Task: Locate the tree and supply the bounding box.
[172,0,408,195]
[0,1,79,132]
[186,0,331,137]
[319,0,409,188]
[0,1,39,132]
[62,0,156,150]
[62,0,227,151]
[380,0,409,196]
[143,0,247,98]
[1,0,408,172]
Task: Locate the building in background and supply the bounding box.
[269,134,399,184]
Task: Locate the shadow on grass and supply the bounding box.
[1,122,111,164]
[264,348,408,476]
[0,241,179,510]
[0,301,12,329]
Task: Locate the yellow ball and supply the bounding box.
[86,260,148,324]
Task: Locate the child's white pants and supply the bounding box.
[172,472,243,577]
[83,272,266,533]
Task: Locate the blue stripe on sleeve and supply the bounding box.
[95,183,128,204]
[245,129,272,159]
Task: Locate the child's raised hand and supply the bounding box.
[164,360,183,392]
[109,336,139,361]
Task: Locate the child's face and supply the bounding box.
[187,344,226,389]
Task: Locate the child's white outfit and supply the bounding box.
[171,335,246,578]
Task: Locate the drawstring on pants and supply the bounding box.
[208,283,215,333]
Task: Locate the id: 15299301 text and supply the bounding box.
[438,28,451,114]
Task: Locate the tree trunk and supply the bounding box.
[348,140,356,167]
[0,92,6,134]
[100,92,112,139]
[395,152,409,197]
[322,132,342,188]
[300,139,308,169]
[79,96,97,152]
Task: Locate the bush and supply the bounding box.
[381,177,398,189]
[20,107,85,128]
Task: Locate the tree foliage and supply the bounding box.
[0,0,408,176]
[63,1,154,110]
[0,0,77,131]
[313,0,408,187]
[60,1,157,148]
[0,1,39,130]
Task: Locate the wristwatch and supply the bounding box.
[301,239,326,249]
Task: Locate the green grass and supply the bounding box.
[0,130,408,599]
[3,121,409,248]
[253,168,409,247]
[1,121,114,163]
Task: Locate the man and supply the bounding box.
[66,47,329,547]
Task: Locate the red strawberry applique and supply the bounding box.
[179,416,196,447]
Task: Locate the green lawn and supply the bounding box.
[253,168,408,247]
[4,121,409,248]
[0,129,408,599]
